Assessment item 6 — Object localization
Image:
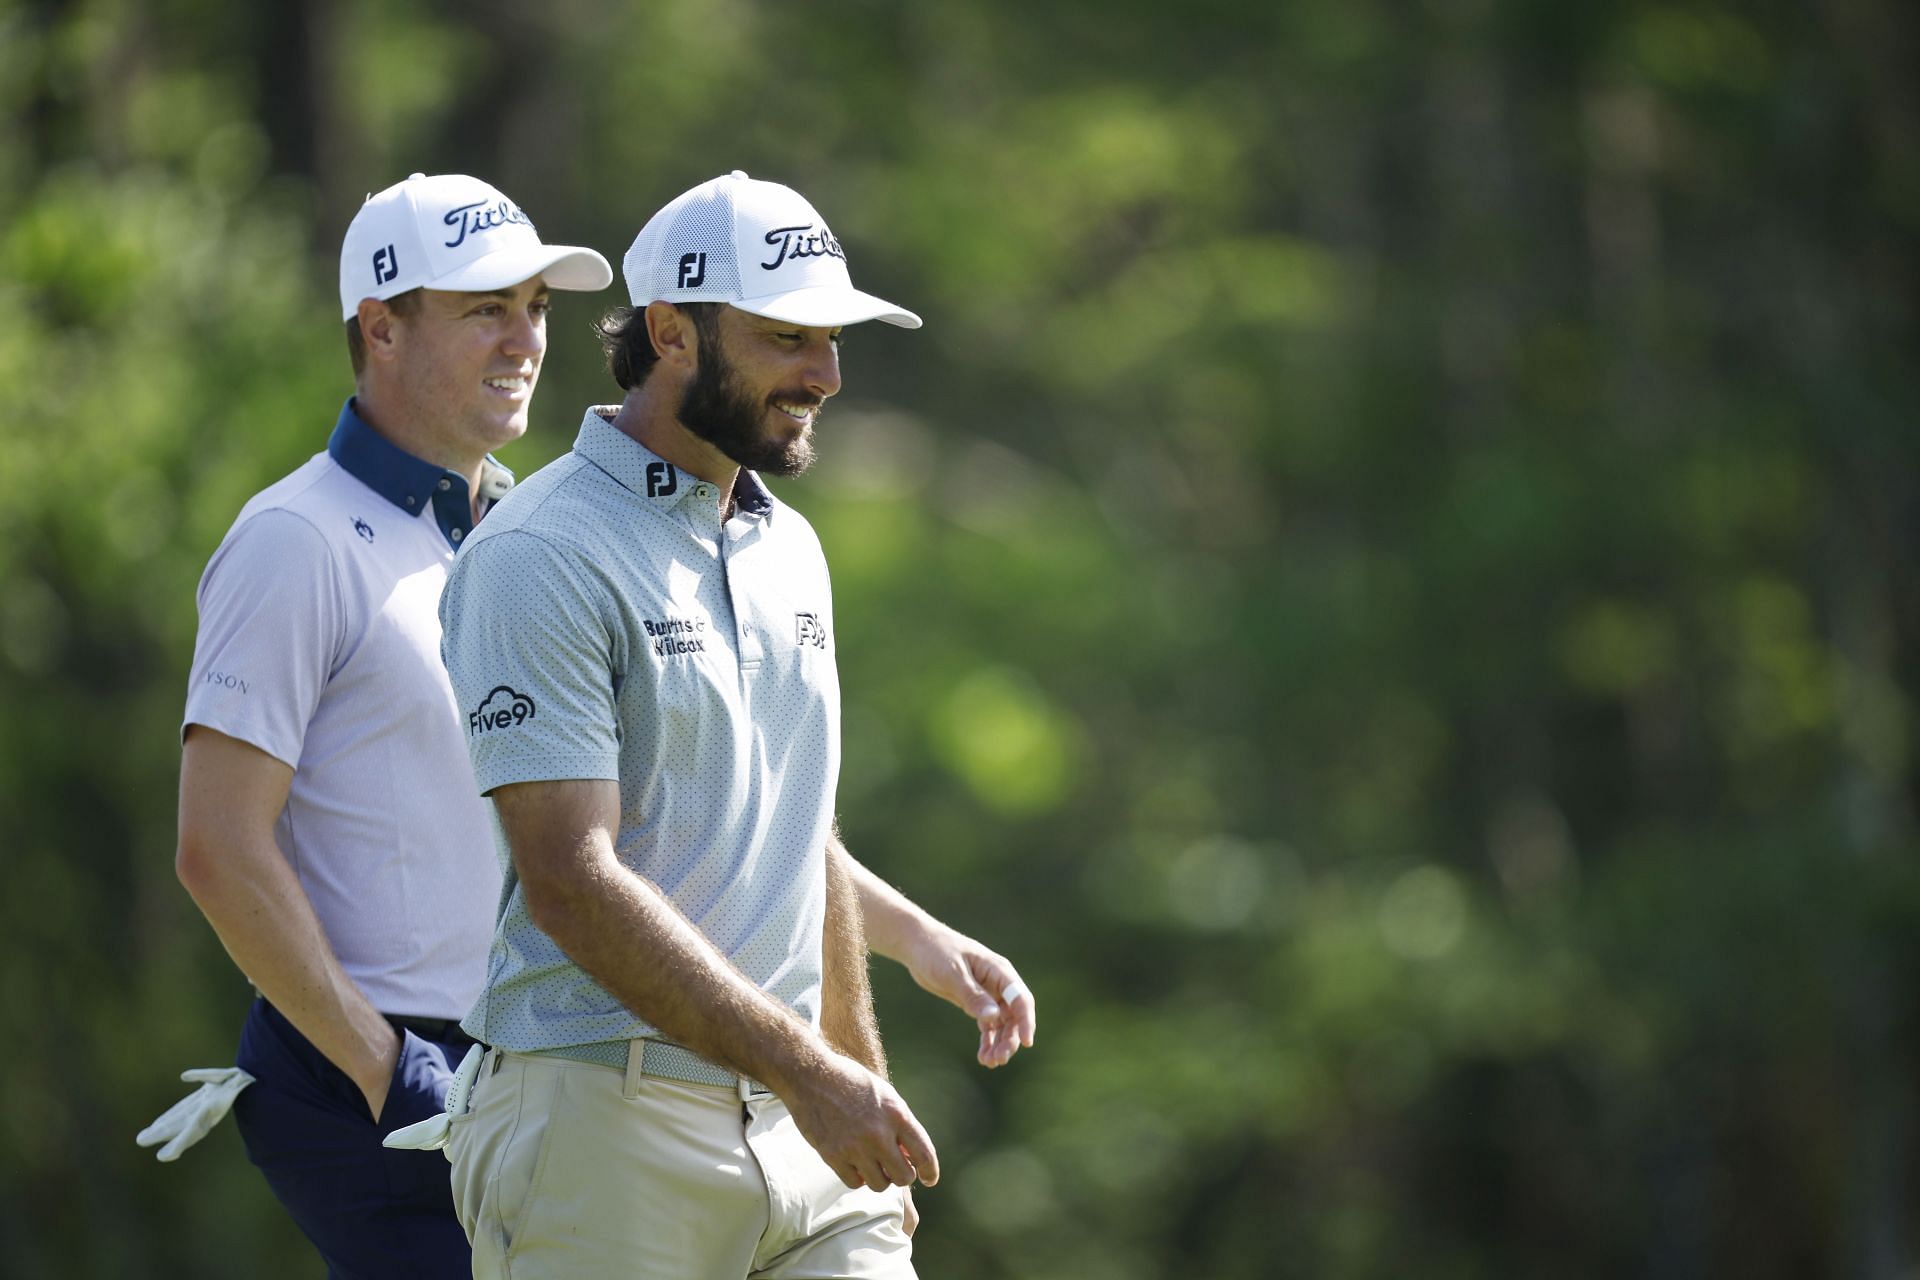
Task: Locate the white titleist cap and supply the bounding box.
[623,170,921,329]
[339,172,613,321]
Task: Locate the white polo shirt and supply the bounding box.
[438,407,841,1053]
[183,401,505,1019]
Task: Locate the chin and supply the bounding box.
[489,410,532,443]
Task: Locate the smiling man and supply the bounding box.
[434,172,958,1278]
[166,174,610,1276]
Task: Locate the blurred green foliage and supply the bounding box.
[5,0,1920,1275]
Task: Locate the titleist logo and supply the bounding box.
[443,200,532,248]
[761,223,845,271]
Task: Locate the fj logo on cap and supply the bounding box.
[372,245,399,285]
[678,252,706,289]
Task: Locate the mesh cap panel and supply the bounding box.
[625,183,742,305]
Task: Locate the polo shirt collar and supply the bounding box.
[574,407,773,519]
[327,399,514,548]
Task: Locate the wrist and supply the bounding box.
[756,1028,844,1101]
[901,918,959,985]
[351,1019,403,1094]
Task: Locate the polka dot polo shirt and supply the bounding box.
[439,406,840,1052]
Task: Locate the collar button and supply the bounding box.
[437,478,452,492]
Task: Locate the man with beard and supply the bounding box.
[147,171,1029,1277]
[432,172,987,1277]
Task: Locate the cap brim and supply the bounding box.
[429,244,614,296]
[734,285,922,330]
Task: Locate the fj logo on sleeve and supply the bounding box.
[469,686,536,735]
[795,613,829,649]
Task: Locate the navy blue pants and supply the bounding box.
[232,999,473,1279]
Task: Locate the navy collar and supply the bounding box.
[327,399,512,549]
[732,469,773,518]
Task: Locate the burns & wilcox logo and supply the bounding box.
[442,199,533,248]
[645,614,708,659]
[761,224,845,271]
[469,685,536,735]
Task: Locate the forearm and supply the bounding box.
[821,839,887,1078]
[835,832,1037,1067]
[179,839,397,1095]
[177,728,399,1107]
[838,838,952,972]
[509,787,834,1098]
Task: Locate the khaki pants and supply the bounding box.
[447,1050,915,1279]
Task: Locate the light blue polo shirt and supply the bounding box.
[439,406,841,1052]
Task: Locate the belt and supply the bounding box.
[534,1038,773,1100]
[386,1014,478,1047]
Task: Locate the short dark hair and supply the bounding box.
[595,301,725,391]
[344,288,422,376]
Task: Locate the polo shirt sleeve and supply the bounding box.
[182,509,343,767]
[440,528,621,792]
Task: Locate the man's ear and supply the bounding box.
[357,297,404,365]
[645,301,699,372]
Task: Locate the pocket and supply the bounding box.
[239,1001,359,1112]
[376,1030,463,1208]
[379,1029,455,1133]
[449,1054,560,1257]
[500,1062,568,1260]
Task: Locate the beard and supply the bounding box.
[677,335,818,477]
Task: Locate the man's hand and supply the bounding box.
[838,842,1038,1068]
[901,924,1037,1068]
[136,1067,255,1161]
[780,1051,940,1194]
[176,726,407,1126]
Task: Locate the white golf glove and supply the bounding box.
[136,1066,255,1162]
[383,1043,485,1152]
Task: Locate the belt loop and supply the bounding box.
[623,1039,647,1100]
